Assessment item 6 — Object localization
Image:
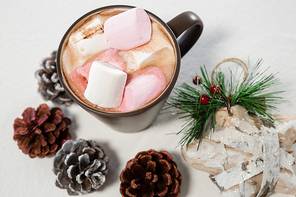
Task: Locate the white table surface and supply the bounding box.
[1,0,296,197]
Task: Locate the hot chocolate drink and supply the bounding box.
[60,7,177,112]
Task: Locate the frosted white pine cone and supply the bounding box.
[36,51,73,105]
[53,139,109,195]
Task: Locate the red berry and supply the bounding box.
[193,76,202,85]
[199,94,209,104]
[210,84,221,94]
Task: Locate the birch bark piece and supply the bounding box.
[181,106,296,196]
[256,127,280,197]
[211,159,264,191]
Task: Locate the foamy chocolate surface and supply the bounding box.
[61,8,177,112]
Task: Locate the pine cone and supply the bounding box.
[120,149,182,197]
[53,139,109,195]
[36,51,73,105]
[13,103,71,158]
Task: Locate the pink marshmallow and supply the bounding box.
[104,8,152,50]
[69,66,88,94]
[116,67,166,111]
[70,49,125,94]
[77,49,125,80]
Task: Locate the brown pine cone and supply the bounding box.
[120,149,182,197]
[36,51,73,105]
[13,103,71,158]
[53,139,109,195]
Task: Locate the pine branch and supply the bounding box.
[169,59,285,146]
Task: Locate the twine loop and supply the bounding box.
[211,58,249,83]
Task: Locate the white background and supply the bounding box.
[1,0,296,197]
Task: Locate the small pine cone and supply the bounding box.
[53,139,109,195]
[120,149,182,197]
[13,103,71,158]
[36,51,73,105]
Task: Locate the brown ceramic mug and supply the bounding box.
[56,5,203,132]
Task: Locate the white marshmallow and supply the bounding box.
[69,17,109,62]
[130,51,152,66]
[84,61,127,108]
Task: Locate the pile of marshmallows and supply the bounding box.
[70,8,157,110]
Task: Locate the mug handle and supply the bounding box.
[167,12,203,57]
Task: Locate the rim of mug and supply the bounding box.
[56,5,181,117]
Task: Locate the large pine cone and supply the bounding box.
[120,149,182,197]
[36,51,73,105]
[53,139,109,195]
[13,103,71,158]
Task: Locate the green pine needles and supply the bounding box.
[169,59,284,146]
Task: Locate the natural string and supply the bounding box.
[211,58,249,83]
